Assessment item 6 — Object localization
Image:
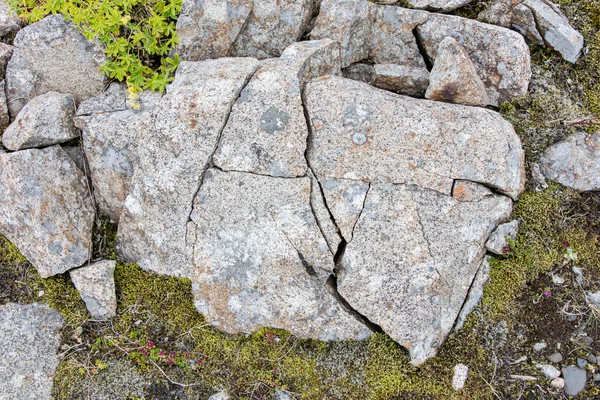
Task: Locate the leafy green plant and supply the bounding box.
[8,0,182,95]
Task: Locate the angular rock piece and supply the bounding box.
[452,180,493,202]
[372,64,429,97]
[338,184,512,365]
[0,146,94,277]
[478,0,513,27]
[512,3,545,45]
[425,37,488,107]
[454,256,491,331]
[174,0,251,61]
[540,132,600,192]
[486,219,519,255]
[6,15,106,117]
[408,0,473,12]
[2,92,78,150]
[308,170,343,253]
[0,303,63,400]
[70,260,117,319]
[320,177,369,242]
[523,0,583,63]
[214,40,340,177]
[74,84,160,222]
[0,80,8,131]
[117,58,260,276]
[342,63,375,84]
[0,0,21,38]
[305,76,525,199]
[311,0,374,67]
[416,13,531,105]
[231,0,313,58]
[189,168,371,340]
[0,42,13,77]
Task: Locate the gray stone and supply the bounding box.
[547,352,563,363]
[577,357,588,369]
[540,132,600,192]
[562,366,586,396]
[589,354,598,364]
[173,0,251,60]
[407,0,473,12]
[2,92,78,150]
[5,14,106,117]
[425,37,488,107]
[537,364,561,379]
[522,0,584,63]
[0,146,95,277]
[189,168,371,341]
[478,0,513,27]
[485,219,519,255]
[416,12,531,106]
[452,180,493,202]
[311,0,374,67]
[0,42,13,77]
[308,170,343,254]
[214,40,340,177]
[372,64,429,97]
[534,342,547,352]
[512,3,545,45]
[70,260,117,319]
[231,0,314,58]
[320,177,369,242]
[0,0,21,38]
[117,58,260,277]
[305,76,525,199]
[452,363,469,390]
[74,84,160,222]
[61,146,86,172]
[337,183,512,365]
[454,256,491,331]
[342,63,375,84]
[530,162,549,191]
[0,303,64,400]
[594,373,600,382]
[0,80,8,132]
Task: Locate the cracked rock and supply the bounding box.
[0,146,94,277]
[511,3,545,45]
[2,92,78,151]
[338,183,512,365]
[425,37,488,107]
[308,170,343,254]
[305,76,525,199]
[117,58,260,276]
[320,177,369,242]
[416,12,531,106]
[70,260,117,319]
[74,83,161,222]
[0,303,64,400]
[342,63,430,97]
[540,132,600,192]
[214,40,340,177]
[189,168,371,340]
[486,219,519,255]
[454,256,491,331]
[6,14,106,117]
[407,0,473,12]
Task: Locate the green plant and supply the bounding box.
[8,0,181,96]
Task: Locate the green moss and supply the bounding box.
[0,234,28,265]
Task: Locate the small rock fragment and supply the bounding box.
[510,374,537,381]
[573,266,584,284]
[547,352,563,363]
[485,220,519,255]
[452,363,469,390]
[512,3,545,45]
[537,364,561,379]
[208,391,229,400]
[577,357,588,369]
[594,373,600,382]
[540,132,600,192]
[534,342,548,352]
[425,37,488,107]
[70,260,117,320]
[551,377,565,390]
[2,92,78,150]
[530,163,549,191]
[551,274,565,285]
[588,354,597,364]
[562,366,586,396]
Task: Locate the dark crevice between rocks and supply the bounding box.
[412,27,433,71]
[349,182,370,244]
[451,178,517,202]
[301,0,322,41]
[212,164,306,180]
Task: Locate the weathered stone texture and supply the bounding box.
[0,0,21,38]
[70,260,117,320]
[407,0,473,12]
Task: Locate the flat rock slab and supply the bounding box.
[117,58,260,277]
[305,75,525,199]
[0,303,64,400]
[2,92,78,151]
[70,260,117,320]
[189,168,370,340]
[540,132,600,192]
[6,14,106,117]
[407,0,473,12]
[0,146,95,277]
[338,183,512,364]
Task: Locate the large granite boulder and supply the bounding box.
[213,40,340,177]
[74,84,161,222]
[0,303,64,400]
[117,58,260,277]
[189,168,370,340]
[0,146,95,277]
[540,132,600,192]
[5,14,106,117]
[305,76,525,199]
[2,92,78,151]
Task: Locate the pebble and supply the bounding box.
[582,336,594,346]
[552,274,565,285]
[537,364,561,379]
[547,352,563,363]
[452,363,469,390]
[533,342,547,352]
[577,358,588,369]
[551,377,565,390]
[562,366,587,396]
[588,354,598,365]
[594,373,600,382]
